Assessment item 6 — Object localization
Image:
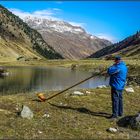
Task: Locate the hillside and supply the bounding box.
[24,17,112,59]
[89,31,140,58]
[0,5,63,60]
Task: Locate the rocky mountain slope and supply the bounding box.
[0,5,63,60]
[89,31,140,58]
[24,17,112,59]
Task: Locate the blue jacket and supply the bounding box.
[107,61,128,90]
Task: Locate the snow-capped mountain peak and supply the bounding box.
[24,16,112,59]
[24,16,85,34]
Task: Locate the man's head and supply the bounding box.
[114,56,121,64]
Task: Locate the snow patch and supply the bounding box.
[90,35,98,39]
[24,16,85,34]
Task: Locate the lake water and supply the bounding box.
[0,66,109,95]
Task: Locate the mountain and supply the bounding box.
[24,16,112,59]
[0,5,63,60]
[89,31,140,58]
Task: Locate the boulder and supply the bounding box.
[85,91,91,94]
[130,113,140,130]
[20,105,33,119]
[107,127,118,133]
[70,91,84,96]
[97,85,107,89]
[125,87,134,93]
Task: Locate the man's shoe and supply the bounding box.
[118,114,124,118]
[108,115,118,121]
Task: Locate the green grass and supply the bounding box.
[0,58,140,139]
[0,57,140,69]
[0,87,140,139]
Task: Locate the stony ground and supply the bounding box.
[0,87,139,139]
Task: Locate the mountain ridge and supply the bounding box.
[0,4,63,60]
[24,16,112,59]
[89,31,140,58]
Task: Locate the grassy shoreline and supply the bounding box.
[1,58,140,85]
[0,58,140,68]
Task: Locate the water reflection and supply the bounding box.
[0,66,109,95]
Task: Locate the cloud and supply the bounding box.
[52,8,62,11]
[10,8,117,42]
[55,1,63,4]
[33,10,54,16]
[96,33,117,43]
[9,8,62,20]
[9,8,116,41]
[9,8,86,28]
[9,8,31,19]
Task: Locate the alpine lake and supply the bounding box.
[0,66,109,95]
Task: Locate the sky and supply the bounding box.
[1,1,140,43]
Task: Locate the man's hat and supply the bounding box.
[114,56,121,61]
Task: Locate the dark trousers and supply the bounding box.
[111,87,123,117]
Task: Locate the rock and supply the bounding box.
[85,91,91,94]
[107,127,118,133]
[136,114,140,122]
[43,114,50,118]
[59,102,63,105]
[70,91,84,96]
[97,85,107,89]
[20,105,33,119]
[130,113,140,130]
[15,107,19,111]
[38,130,43,134]
[71,64,78,70]
[125,87,134,93]
[1,72,9,76]
[42,110,50,118]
